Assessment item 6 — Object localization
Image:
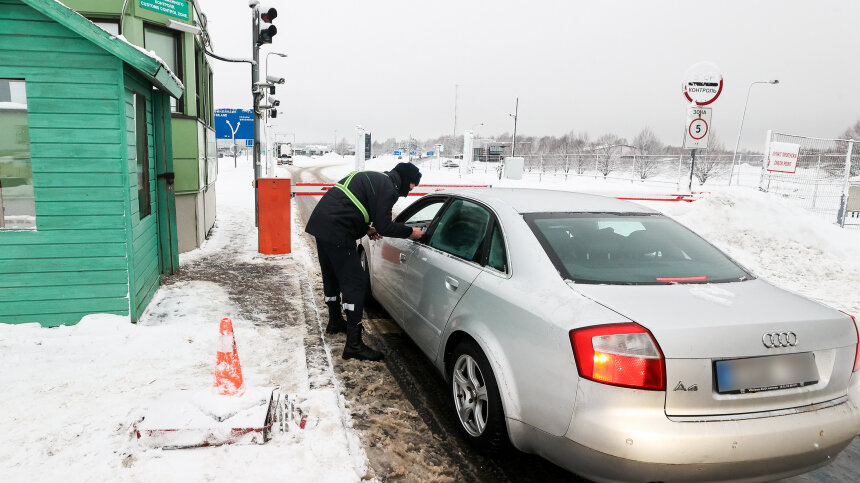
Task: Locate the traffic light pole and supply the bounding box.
[251,5,262,227]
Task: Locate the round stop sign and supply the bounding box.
[683,61,723,106]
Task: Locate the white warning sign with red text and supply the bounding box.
[767,142,801,173]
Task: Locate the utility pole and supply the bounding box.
[453,84,459,138]
[251,4,261,226]
[509,97,519,157]
[249,1,278,226]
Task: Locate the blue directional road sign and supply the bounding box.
[393,150,402,155]
[215,108,254,140]
[410,151,416,155]
[426,151,434,156]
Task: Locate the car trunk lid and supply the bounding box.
[571,279,857,416]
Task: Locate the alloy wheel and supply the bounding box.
[452,353,489,437]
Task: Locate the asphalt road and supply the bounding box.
[286,160,858,483]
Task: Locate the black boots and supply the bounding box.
[342,312,383,361]
[324,301,346,334]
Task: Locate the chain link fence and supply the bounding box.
[758,132,858,228]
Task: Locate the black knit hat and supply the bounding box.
[392,162,422,186]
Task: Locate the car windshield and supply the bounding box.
[524,213,752,285]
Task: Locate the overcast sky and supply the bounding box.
[200,0,860,150]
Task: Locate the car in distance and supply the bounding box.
[359,188,860,482]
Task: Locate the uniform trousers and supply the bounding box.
[315,239,366,321]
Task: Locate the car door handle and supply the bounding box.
[445,276,459,291]
[399,253,407,263]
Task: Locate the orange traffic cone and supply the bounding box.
[214,317,245,396]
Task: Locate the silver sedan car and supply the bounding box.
[359,188,860,482]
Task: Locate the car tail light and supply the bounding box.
[570,323,665,391]
[843,312,860,372]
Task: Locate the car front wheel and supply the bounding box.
[449,339,507,452]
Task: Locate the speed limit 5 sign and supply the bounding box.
[683,106,712,149]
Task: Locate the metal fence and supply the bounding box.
[495,153,763,189]
[759,132,858,227]
[425,139,859,229]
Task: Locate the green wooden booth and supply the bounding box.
[0,0,183,326]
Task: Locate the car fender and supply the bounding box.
[439,312,524,430]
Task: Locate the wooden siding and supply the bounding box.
[0,0,130,326]
[124,68,160,320]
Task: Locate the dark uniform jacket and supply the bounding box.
[305,170,412,246]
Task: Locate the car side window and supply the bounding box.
[487,223,507,272]
[396,198,446,230]
[428,199,491,262]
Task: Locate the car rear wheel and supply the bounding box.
[449,340,507,452]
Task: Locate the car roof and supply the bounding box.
[431,187,660,214]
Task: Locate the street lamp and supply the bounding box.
[729,79,779,185]
[508,97,519,157]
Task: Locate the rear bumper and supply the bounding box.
[508,373,860,482]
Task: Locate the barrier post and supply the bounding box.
[257,178,291,254]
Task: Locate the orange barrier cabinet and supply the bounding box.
[257,178,292,254]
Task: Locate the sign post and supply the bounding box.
[682,62,723,191]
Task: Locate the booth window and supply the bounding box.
[91,19,119,35]
[134,94,151,219]
[0,79,35,230]
[144,26,182,113]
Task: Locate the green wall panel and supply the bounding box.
[171,117,198,159]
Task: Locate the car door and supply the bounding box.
[369,197,449,322]
[399,198,493,360]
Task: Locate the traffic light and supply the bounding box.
[257,7,277,45]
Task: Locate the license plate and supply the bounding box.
[714,352,818,394]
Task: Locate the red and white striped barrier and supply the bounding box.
[292,183,491,197]
[292,183,701,202]
[616,194,696,202]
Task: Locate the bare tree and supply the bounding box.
[692,133,728,184]
[572,132,591,174]
[632,127,664,179]
[592,133,625,178]
[335,137,351,155]
[839,120,860,140]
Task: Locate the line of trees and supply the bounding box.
[371,127,738,183]
[363,120,860,184]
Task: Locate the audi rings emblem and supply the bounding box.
[762,331,798,348]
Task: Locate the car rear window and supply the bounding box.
[524,213,752,284]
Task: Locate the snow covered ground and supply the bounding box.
[0,157,368,482]
[1,152,857,482]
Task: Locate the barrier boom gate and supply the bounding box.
[292,183,698,202]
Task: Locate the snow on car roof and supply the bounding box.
[435,187,661,214]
